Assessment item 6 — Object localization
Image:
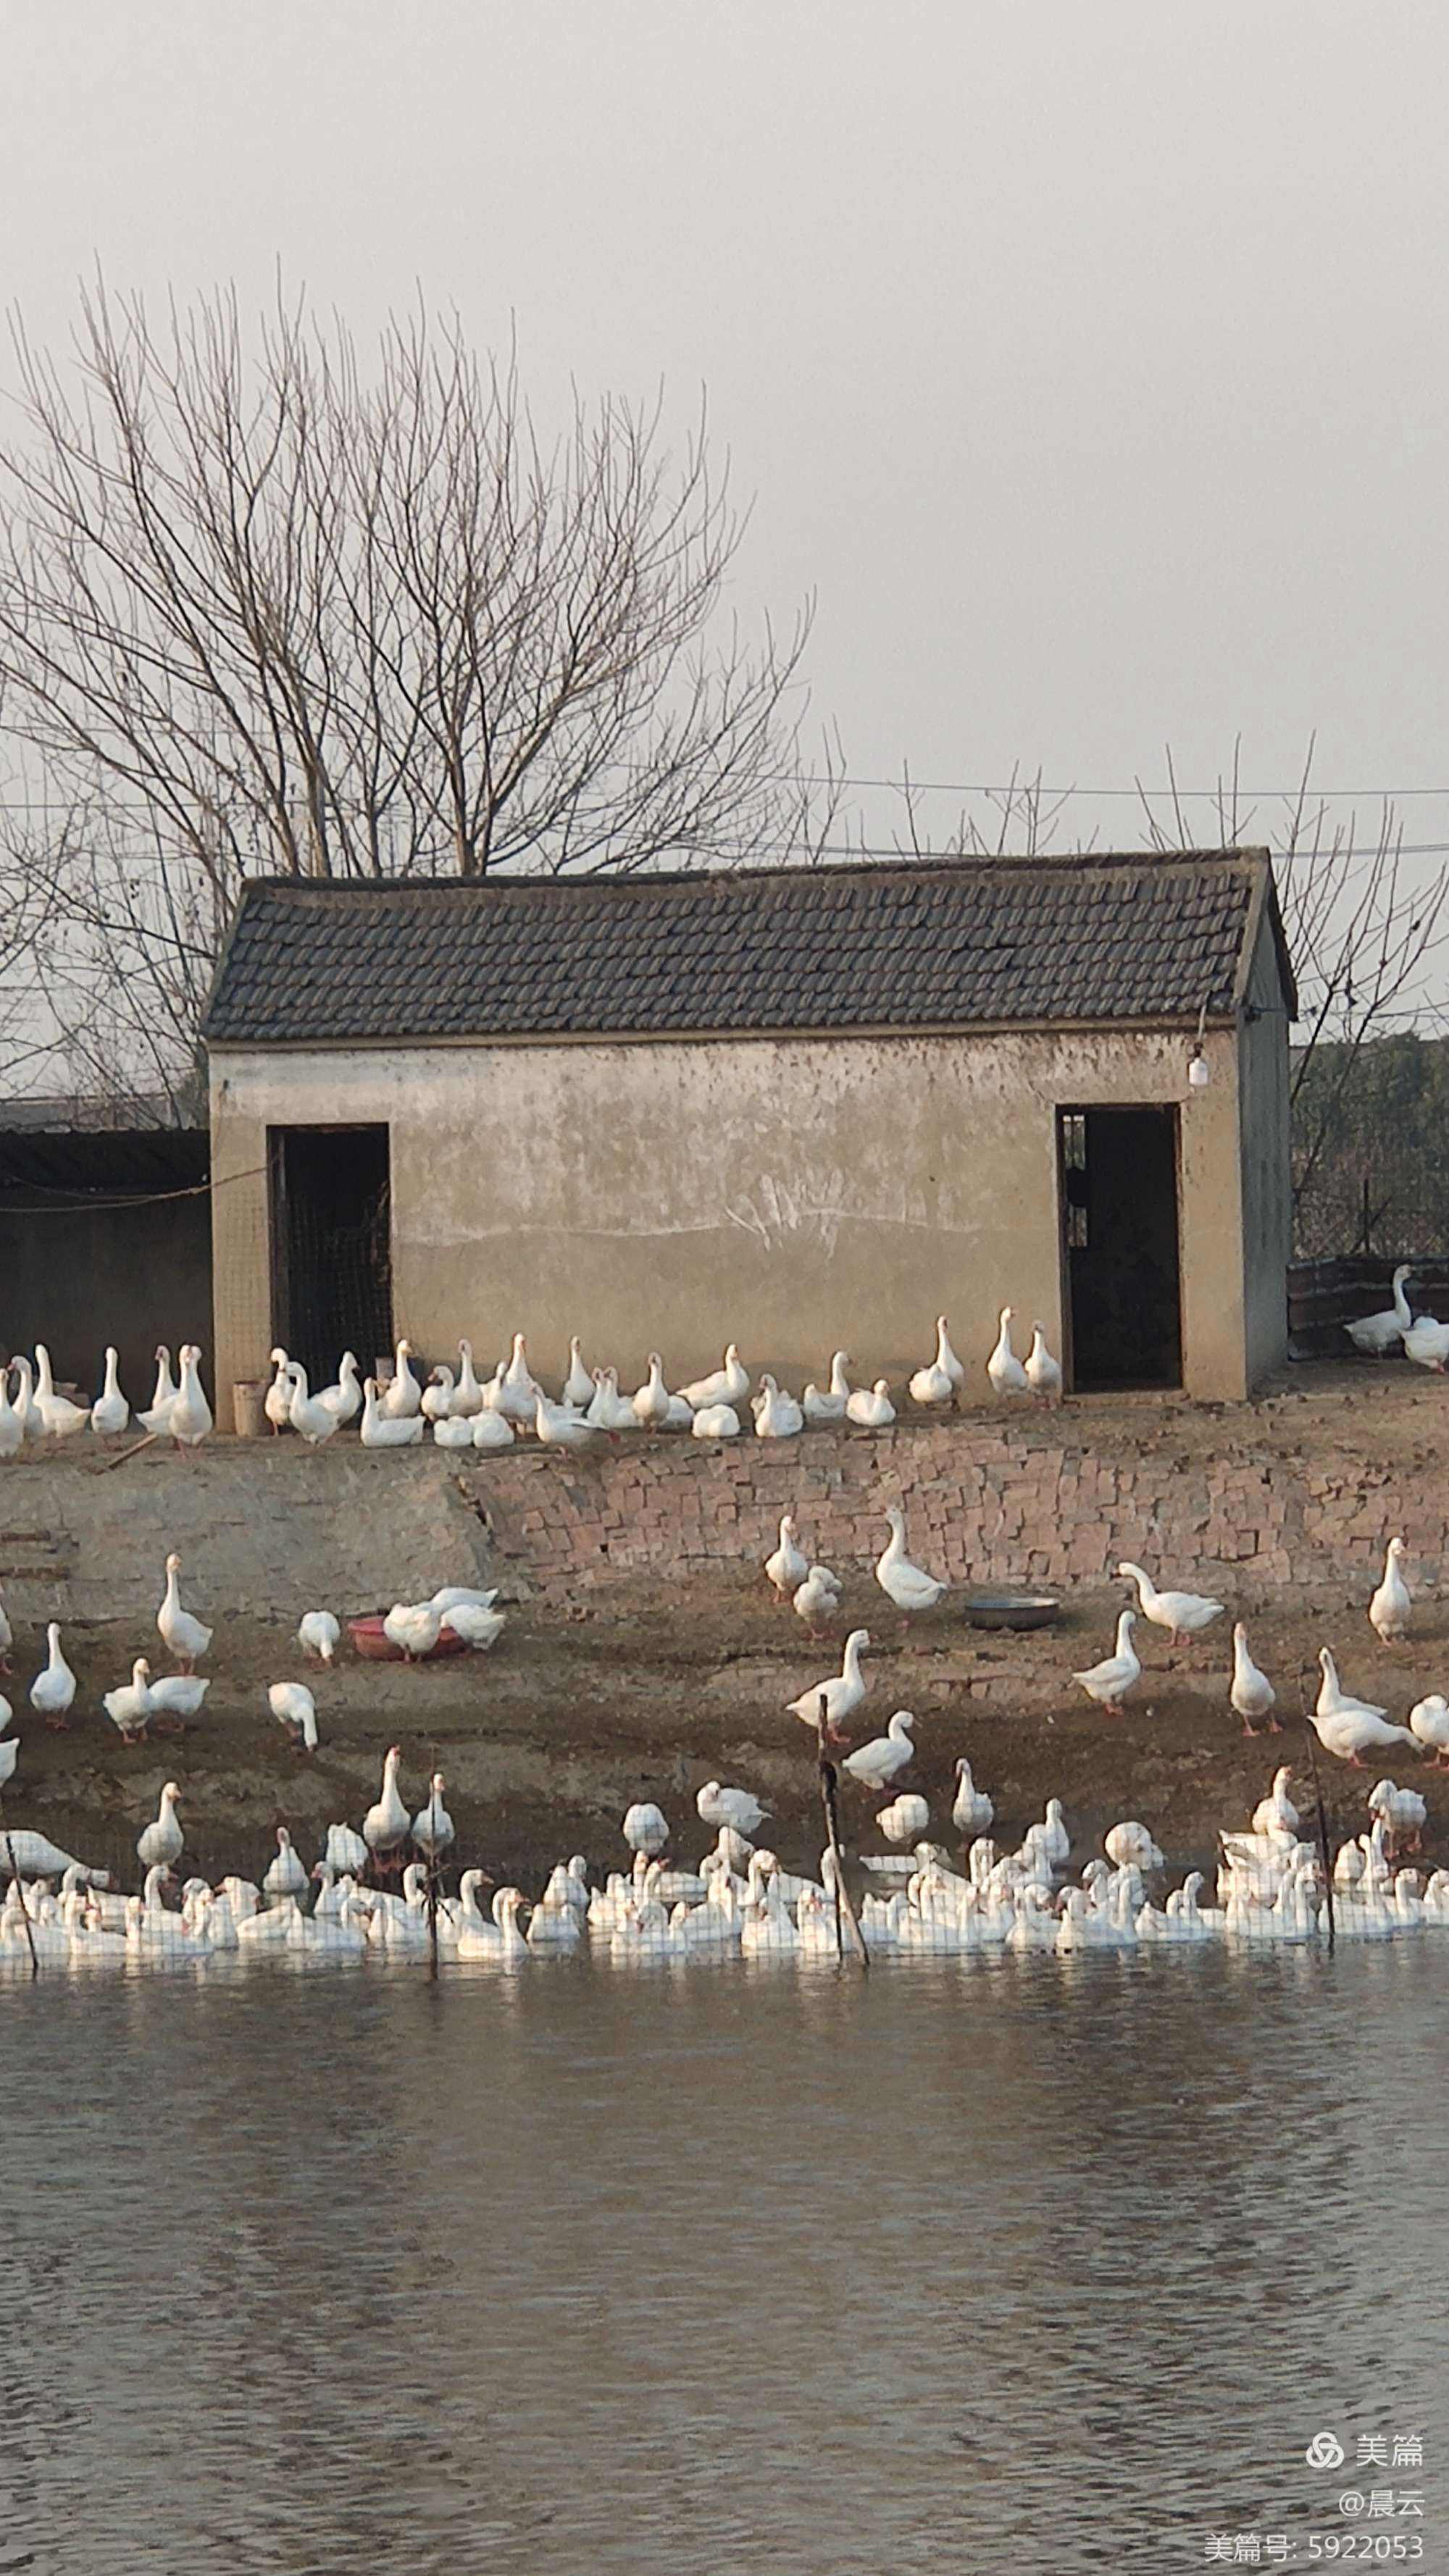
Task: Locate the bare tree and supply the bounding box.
[1134,735,1449,1224]
[0,282,835,1095]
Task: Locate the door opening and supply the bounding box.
[268,1124,393,1387]
[1058,1106,1182,1391]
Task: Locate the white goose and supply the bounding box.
[149,1672,210,1721]
[29,1623,77,1727]
[412,1772,455,1860]
[91,1347,130,1439]
[158,1552,212,1670]
[363,1746,412,1868]
[451,1341,485,1418]
[270,1682,318,1751]
[440,1599,505,1651]
[877,1790,931,1846]
[298,1610,341,1663]
[845,1379,895,1429]
[262,1828,309,1902]
[786,1628,870,1738]
[324,1822,370,1878]
[0,1371,23,1460]
[471,1405,515,1451]
[585,1368,637,1432]
[1345,1266,1413,1355]
[264,1348,293,1434]
[1024,1325,1063,1402]
[695,1781,768,1837]
[137,1345,180,1437]
[951,1758,993,1837]
[802,1351,853,1425]
[1229,1624,1278,1736]
[1367,1778,1427,1856]
[911,1314,965,1409]
[1369,1537,1412,1642]
[690,1402,742,1439]
[458,1882,529,1964]
[9,1357,43,1444]
[287,1363,340,1447]
[360,1379,425,1447]
[623,1802,669,1858]
[791,1565,840,1636]
[753,1375,803,1439]
[498,1334,542,1423]
[1408,1694,1449,1767]
[874,1503,947,1615]
[561,1337,596,1409]
[103,1656,156,1742]
[378,1339,422,1419]
[1310,1650,1421,1767]
[138,1781,185,1872]
[677,1344,749,1411]
[33,1345,90,1440]
[166,1344,212,1448]
[631,1352,673,1429]
[987,1307,1029,1397]
[1250,1767,1300,1839]
[383,1599,443,1660]
[764,1513,808,1602]
[421,1366,457,1423]
[841,1710,916,1789]
[1116,1561,1224,1649]
[1403,1312,1449,1372]
[536,1391,596,1449]
[432,1413,475,1450]
[1072,1610,1141,1714]
[316,1352,363,1426]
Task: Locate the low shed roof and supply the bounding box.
[202,850,1293,1048]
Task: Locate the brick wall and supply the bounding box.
[461,1408,1429,1602]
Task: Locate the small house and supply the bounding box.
[202,850,1295,1405]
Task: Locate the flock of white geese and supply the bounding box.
[0,1310,1061,1457]
[1,1738,1445,1971]
[0,1507,1443,1972]
[0,1300,1443,1978]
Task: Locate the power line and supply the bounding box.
[787,774,1449,800]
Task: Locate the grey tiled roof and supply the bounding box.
[202,853,1289,1046]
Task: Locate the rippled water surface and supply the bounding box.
[4,1948,1447,2575]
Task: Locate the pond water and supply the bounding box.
[4,1947,1445,2575]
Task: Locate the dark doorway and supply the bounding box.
[268,1124,393,1385]
[1058,1107,1182,1391]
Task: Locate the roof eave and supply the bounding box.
[205,1010,1246,1056]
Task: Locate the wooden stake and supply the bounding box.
[1303,1718,1336,1953]
[4,1833,38,1978]
[817,1694,867,1971]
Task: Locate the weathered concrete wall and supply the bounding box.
[210,1019,1265,1403]
[0,1445,485,1627]
[1237,920,1293,1386]
[0,1187,212,1399]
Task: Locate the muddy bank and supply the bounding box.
[7,1562,1446,1898]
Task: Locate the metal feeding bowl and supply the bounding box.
[960,1586,1061,1632]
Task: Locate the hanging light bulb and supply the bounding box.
[1186,998,1210,1090]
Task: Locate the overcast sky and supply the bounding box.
[5,1,1448,920]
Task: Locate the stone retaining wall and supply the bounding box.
[463,1404,1438,1602]
[0,1392,1432,1629]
